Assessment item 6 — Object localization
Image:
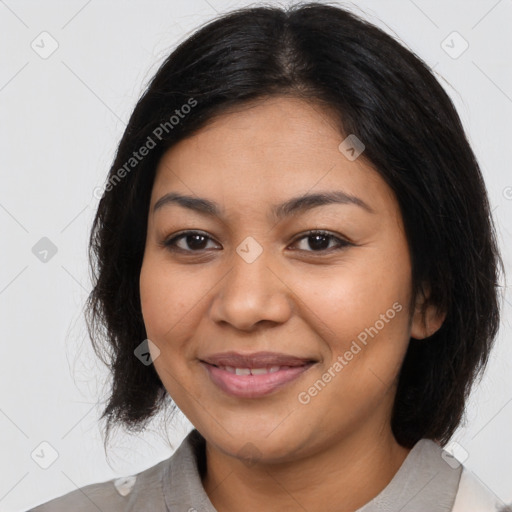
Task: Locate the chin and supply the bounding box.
[203,421,311,465]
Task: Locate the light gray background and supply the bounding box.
[1,0,511,510]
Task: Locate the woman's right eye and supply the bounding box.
[163,231,221,253]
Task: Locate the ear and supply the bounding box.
[410,284,446,340]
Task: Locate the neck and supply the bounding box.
[201,426,411,512]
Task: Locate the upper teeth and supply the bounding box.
[221,366,281,375]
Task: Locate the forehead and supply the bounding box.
[151,96,397,217]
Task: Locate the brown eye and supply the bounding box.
[290,230,352,253]
[164,231,220,252]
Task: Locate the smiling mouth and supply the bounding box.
[200,361,316,398]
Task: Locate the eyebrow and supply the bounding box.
[152,190,375,219]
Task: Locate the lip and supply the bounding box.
[199,351,317,398]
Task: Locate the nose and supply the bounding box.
[209,247,293,331]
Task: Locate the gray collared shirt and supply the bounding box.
[28,429,462,511]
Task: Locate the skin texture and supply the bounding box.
[139,96,445,512]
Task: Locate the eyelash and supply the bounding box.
[162,229,352,255]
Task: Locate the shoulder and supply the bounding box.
[27,457,170,512]
[452,466,510,512]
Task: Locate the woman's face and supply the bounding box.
[140,96,434,462]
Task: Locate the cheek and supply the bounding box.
[290,250,412,382]
[292,259,410,338]
[289,269,411,431]
[139,256,204,405]
[139,256,196,345]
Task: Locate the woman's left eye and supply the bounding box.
[162,230,351,254]
[291,231,352,252]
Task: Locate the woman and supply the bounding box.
[29,2,507,511]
